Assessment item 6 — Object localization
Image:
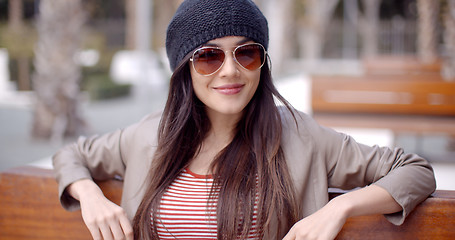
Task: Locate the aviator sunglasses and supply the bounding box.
[190,43,267,76]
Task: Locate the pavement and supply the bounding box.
[1,74,454,190]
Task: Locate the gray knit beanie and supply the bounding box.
[166,0,269,71]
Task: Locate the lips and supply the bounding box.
[213,84,244,95]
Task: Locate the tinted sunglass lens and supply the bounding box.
[235,44,265,70]
[193,48,225,75]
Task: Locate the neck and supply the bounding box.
[205,109,242,144]
[188,109,242,175]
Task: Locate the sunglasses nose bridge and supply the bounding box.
[224,50,239,65]
[216,49,240,74]
[227,49,250,71]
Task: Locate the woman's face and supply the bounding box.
[190,36,262,120]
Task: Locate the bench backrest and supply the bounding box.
[1,166,454,239]
[0,167,121,240]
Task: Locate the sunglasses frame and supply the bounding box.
[189,42,267,76]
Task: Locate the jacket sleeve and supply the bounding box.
[303,113,436,225]
[52,117,143,211]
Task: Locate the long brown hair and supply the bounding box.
[133,53,300,239]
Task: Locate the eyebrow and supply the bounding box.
[203,37,252,47]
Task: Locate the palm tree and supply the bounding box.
[32,0,87,141]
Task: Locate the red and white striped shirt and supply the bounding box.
[152,168,259,239]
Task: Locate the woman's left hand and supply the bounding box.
[282,199,347,240]
[282,185,402,240]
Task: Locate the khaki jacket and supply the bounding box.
[53,108,436,238]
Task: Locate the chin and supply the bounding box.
[208,104,247,117]
[219,108,244,116]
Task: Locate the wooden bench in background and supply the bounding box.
[1,166,454,239]
[311,56,455,140]
[311,76,455,116]
[311,75,455,137]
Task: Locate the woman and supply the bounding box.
[53,0,436,239]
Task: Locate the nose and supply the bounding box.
[218,51,240,77]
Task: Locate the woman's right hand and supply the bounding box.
[68,179,134,240]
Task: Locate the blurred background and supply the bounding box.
[0,0,454,189]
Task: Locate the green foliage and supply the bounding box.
[0,23,36,58]
[83,70,131,100]
[81,28,118,69]
[82,28,107,51]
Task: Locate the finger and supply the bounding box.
[98,221,114,240]
[107,207,132,240]
[85,223,103,240]
[109,221,126,240]
[119,215,134,240]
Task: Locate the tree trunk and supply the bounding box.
[8,0,23,30]
[260,0,294,74]
[16,56,30,90]
[32,0,87,141]
[8,0,31,91]
[442,0,455,81]
[416,0,439,63]
[360,0,381,58]
[125,0,137,50]
[300,0,340,64]
[152,0,183,50]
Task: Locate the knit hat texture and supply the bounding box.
[166,0,269,71]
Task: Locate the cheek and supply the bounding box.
[249,72,261,93]
[190,69,210,102]
[190,67,202,92]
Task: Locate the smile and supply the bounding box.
[213,84,245,95]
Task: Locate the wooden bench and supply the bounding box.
[311,56,455,153]
[1,166,454,239]
[311,75,455,116]
[312,55,454,116]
